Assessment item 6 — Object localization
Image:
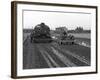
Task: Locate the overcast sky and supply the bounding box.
[23,10,91,30]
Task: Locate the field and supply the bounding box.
[69,33,90,39]
[23,32,30,42]
[23,32,91,69]
[69,33,91,47]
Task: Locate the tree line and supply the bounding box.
[68,27,90,33]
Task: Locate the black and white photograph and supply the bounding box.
[23,9,91,69]
[11,1,97,78]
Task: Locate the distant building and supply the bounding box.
[56,27,68,33]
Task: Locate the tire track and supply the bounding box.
[41,44,70,67]
[51,47,77,67]
[38,49,53,68]
[44,51,60,67]
[36,44,60,68]
[43,43,77,67]
[51,43,90,65]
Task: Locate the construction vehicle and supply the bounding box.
[56,31,75,45]
[30,23,52,43]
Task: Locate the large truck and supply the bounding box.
[56,30,75,45]
[30,23,52,43]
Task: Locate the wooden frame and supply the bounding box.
[11,1,98,78]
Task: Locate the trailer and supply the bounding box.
[56,31,75,45]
